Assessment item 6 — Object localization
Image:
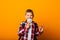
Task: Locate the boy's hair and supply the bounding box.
[26,9,34,17]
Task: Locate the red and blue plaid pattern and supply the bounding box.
[18,22,40,40]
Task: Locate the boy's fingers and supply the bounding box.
[26,23,30,29]
[39,24,44,32]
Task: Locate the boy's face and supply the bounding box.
[25,12,33,19]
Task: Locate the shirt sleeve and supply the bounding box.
[35,24,40,36]
[35,23,43,36]
[18,23,25,36]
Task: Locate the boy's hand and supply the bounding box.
[39,24,44,32]
[26,23,30,29]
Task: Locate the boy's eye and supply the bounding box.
[27,15,32,16]
[27,15,29,16]
[31,15,33,16]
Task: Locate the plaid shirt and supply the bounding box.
[18,21,43,40]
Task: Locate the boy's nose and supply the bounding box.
[29,16,31,18]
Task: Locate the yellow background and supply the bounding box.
[0,0,60,40]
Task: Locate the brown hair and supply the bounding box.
[25,9,34,17]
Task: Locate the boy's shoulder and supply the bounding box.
[20,21,26,28]
[20,21,25,25]
[33,21,38,25]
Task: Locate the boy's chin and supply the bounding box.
[27,18,33,20]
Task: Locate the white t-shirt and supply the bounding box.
[28,24,32,40]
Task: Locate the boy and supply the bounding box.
[18,9,43,40]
